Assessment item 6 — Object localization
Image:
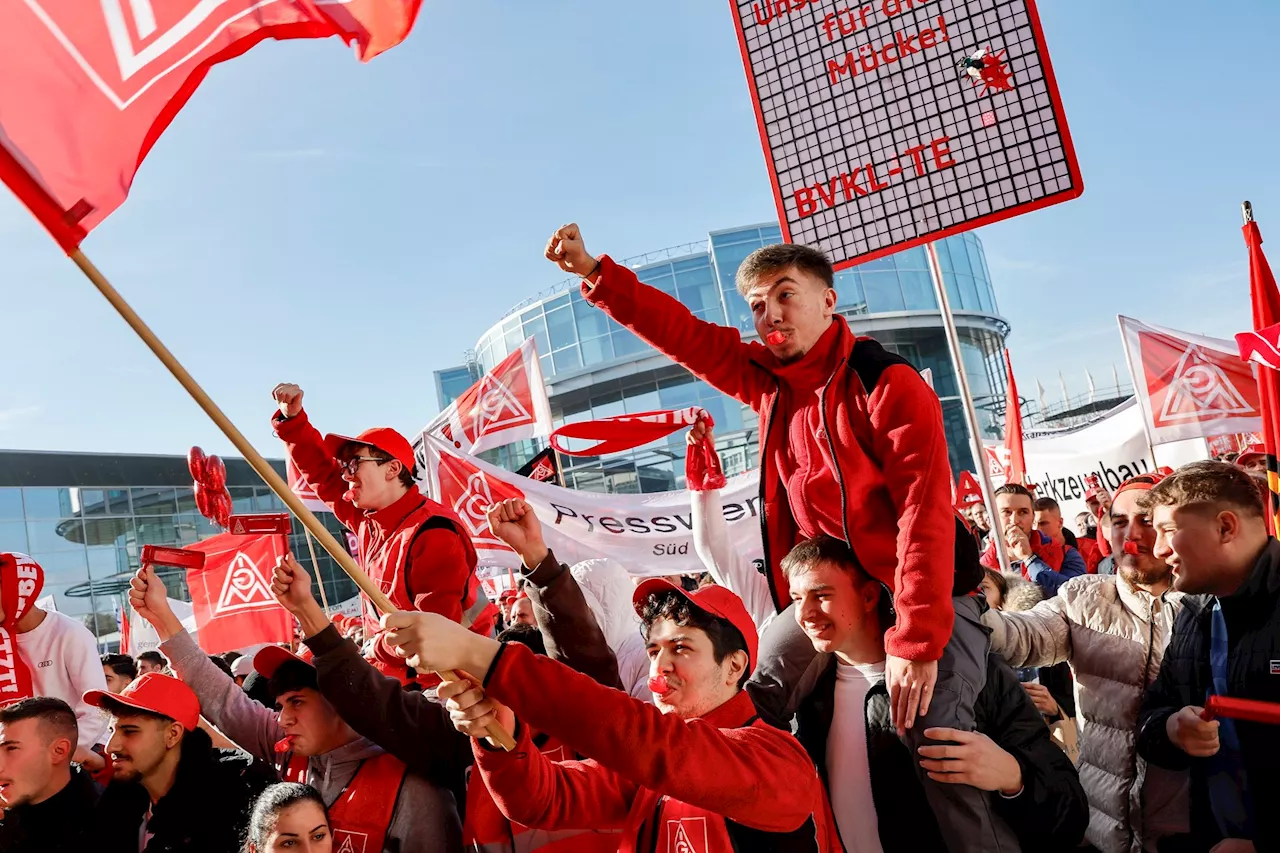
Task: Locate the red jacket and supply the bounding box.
[475,643,839,853]
[584,256,956,661]
[273,410,493,655]
[1075,536,1103,573]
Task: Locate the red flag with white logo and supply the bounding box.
[287,458,330,514]
[1119,315,1261,445]
[1236,321,1280,372]
[185,532,292,655]
[422,338,553,456]
[0,1,422,251]
[1244,215,1280,534]
[1002,350,1027,485]
[428,447,526,559]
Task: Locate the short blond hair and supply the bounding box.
[734,243,834,296]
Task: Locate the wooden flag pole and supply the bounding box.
[302,529,332,616]
[69,250,515,751]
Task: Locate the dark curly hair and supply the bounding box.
[638,590,750,688]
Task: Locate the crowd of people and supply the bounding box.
[0,226,1278,852]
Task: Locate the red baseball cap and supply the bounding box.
[84,673,201,732]
[253,645,314,679]
[323,427,415,472]
[1237,444,1267,465]
[631,579,758,671]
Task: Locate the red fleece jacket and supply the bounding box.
[272,409,491,657]
[474,643,838,853]
[583,256,956,661]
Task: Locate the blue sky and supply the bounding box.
[1,1,1277,456]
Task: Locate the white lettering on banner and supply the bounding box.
[214,553,276,615]
[0,630,17,693]
[1159,346,1255,421]
[421,435,764,578]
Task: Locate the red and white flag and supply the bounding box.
[287,458,330,514]
[1236,321,1280,372]
[0,1,422,251]
[1002,350,1027,485]
[1245,215,1280,534]
[1119,315,1261,445]
[185,532,293,655]
[422,338,553,456]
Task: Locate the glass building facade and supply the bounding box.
[0,451,358,650]
[440,222,1010,493]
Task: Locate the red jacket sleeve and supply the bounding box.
[272,409,360,532]
[485,643,822,833]
[474,724,636,831]
[584,256,774,409]
[869,364,956,662]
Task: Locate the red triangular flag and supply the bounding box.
[1003,350,1027,485]
[1246,215,1280,534]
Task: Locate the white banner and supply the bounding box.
[420,435,764,578]
[987,399,1209,519]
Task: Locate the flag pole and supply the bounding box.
[302,529,332,616]
[69,249,515,751]
[924,242,1011,571]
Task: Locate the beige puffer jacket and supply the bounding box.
[983,574,1189,853]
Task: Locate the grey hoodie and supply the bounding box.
[162,630,462,853]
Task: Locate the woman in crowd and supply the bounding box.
[245,783,332,853]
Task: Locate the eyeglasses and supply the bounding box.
[337,456,390,476]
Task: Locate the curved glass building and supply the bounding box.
[444,223,1010,493]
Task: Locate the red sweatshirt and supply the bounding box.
[273,409,492,657]
[584,256,956,661]
[474,643,839,853]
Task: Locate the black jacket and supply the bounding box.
[1137,537,1280,851]
[796,653,1089,852]
[94,741,273,853]
[0,766,99,853]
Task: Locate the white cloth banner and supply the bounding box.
[987,398,1209,519]
[420,434,764,578]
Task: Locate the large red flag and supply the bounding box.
[0,1,422,251]
[1245,215,1280,533]
[1003,349,1027,485]
[185,532,292,655]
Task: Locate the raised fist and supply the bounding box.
[272,383,304,419]
[544,223,597,278]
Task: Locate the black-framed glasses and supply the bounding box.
[337,456,389,476]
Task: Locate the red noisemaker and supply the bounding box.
[1201,695,1280,725]
[1122,541,1141,556]
[766,330,786,346]
[140,545,205,571]
[228,513,292,535]
[648,674,670,695]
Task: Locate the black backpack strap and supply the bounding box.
[402,515,466,603]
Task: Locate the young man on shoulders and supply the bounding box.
[383,581,841,853]
[270,383,494,665]
[1138,461,1280,853]
[546,224,997,850]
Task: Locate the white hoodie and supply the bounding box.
[569,558,651,701]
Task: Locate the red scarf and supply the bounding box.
[981,530,1066,577]
[0,553,44,707]
[551,406,713,457]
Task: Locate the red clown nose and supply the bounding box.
[647,674,671,695]
[1123,541,1141,556]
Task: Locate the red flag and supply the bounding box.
[424,338,553,455]
[1245,215,1280,533]
[119,606,131,656]
[185,532,292,655]
[1002,349,1027,485]
[954,471,984,508]
[0,1,422,251]
[287,458,330,514]
[1237,321,1280,371]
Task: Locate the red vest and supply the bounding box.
[281,753,407,853]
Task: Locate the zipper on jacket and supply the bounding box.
[758,382,783,613]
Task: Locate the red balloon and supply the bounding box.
[205,455,227,490]
[194,482,214,520]
[187,446,207,483]
[212,490,232,528]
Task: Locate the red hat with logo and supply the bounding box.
[84,672,201,732]
[631,579,758,671]
[253,644,314,678]
[323,427,416,472]
[1236,444,1267,466]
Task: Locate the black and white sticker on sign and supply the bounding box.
[732,0,1082,269]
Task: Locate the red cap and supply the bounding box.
[1113,471,1168,499]
[323,427,415,472]
[84,673,200,732]
[631,580,758,671]
[1237,444,1266,464]
[253,645,314,679]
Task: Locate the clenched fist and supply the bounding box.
[486,499,548,569]
[545,223,598,279]
[272,383,304,419]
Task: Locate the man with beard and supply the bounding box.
[1138,461,1280,853]
[84,673,273,852]
[0,698,99,853]
[982,473,1191,853]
